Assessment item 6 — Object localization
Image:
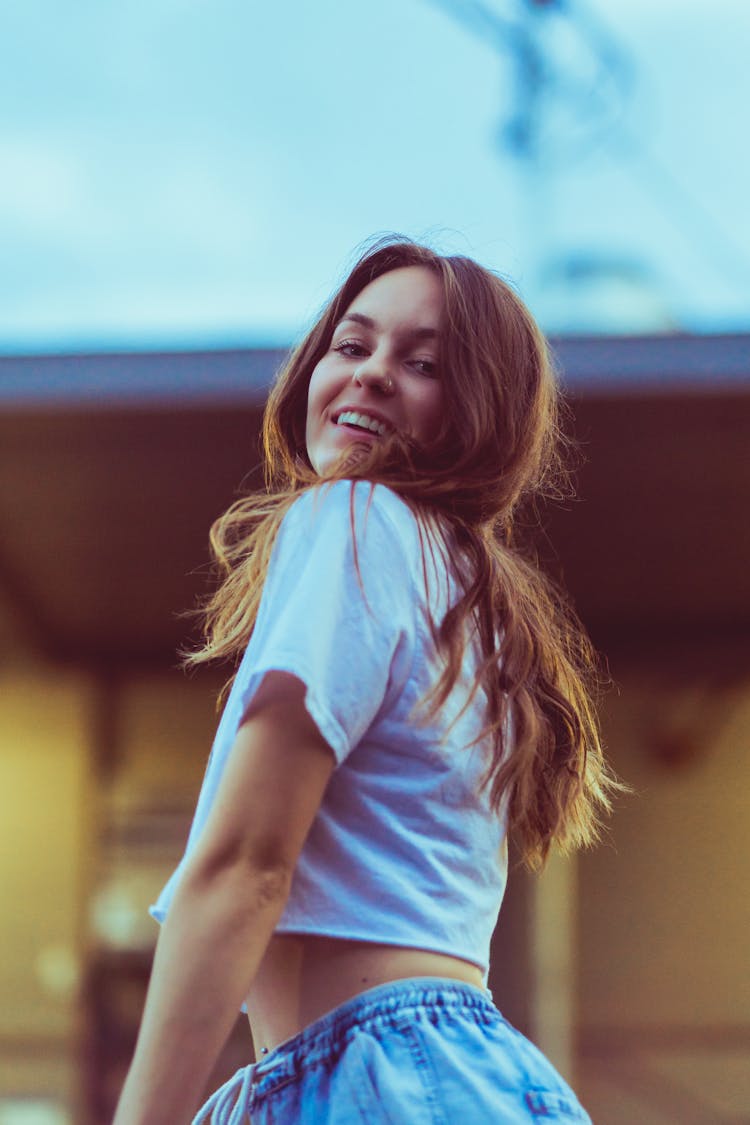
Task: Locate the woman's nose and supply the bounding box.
[352,356,395,394]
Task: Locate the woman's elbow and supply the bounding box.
[182,838,294,908]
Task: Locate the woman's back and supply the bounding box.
[153,481,509,1050]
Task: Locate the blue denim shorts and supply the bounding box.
[193,977,592,1124]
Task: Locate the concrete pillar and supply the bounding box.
[490,850,578,1084]
[529,851,577,1081]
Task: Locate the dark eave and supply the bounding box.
[0,334,748,666]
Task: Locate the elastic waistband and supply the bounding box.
[254,976,497,1080]
[193,978,500,1123]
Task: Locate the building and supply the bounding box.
[0,334,748,1123]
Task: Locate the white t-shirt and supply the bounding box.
[151,480,509,986]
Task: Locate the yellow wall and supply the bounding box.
[580,662,750,1029]
[88,670,225,955]
[577,652,750,1122]
[0,668,91,1042]
[114,670,222,803]
[0,662,223,1117]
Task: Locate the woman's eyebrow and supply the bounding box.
[336,312,440,341]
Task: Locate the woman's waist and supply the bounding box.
[244,934,486,1055]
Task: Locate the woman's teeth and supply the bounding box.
[335,411,390,436]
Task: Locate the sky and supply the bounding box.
[1,0,749,351]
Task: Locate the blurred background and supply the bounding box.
[1,1,748,1122]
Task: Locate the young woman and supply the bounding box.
[114,238,620,1124]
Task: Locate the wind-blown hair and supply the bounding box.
[187,236,624,869]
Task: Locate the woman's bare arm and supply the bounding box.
[113,672,335,1125]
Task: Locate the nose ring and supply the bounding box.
[353,369,393,392]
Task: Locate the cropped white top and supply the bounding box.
[151,481,509,986]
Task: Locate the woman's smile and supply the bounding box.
[331,408,395,436]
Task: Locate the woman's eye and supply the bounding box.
[333,340,367,357]
[411,358,437,376]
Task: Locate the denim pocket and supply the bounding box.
[525,1087,591,1120]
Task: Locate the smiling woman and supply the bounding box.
[113,236,622,1125]
[305,265,445,474]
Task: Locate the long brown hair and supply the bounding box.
[187,236,624,869]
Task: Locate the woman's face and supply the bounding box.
[305,265,445,475]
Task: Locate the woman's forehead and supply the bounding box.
[340,266,444,336]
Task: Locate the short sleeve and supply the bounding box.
[232,481,418,764]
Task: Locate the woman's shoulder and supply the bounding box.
[287,481,456,601]
[284,479,424,545]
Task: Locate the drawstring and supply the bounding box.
[191,1062,258,1124]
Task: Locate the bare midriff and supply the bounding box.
[244,933,485,1056]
